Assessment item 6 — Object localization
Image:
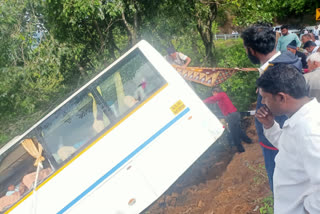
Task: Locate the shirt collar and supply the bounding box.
[311,67,320,73]
[312,46,319,53]
[283,98,317,128]
[258,51,281,75]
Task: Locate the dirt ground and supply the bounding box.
[143,116,272,214]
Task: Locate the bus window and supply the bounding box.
[39,49,166,166]
[0,137,52,212]
[95,49,166,118]
[39,89,108,164]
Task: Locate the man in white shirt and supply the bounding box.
[256,64,320,214]
[304,52,320,101]
[166,47,191,68]
[303,41,320,55]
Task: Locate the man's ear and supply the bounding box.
[248,47,255,55]
[277,92,287,103]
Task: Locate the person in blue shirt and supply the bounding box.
[241,23,302,192]
[276,25,301,53]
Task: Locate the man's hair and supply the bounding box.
[307,52,320,63]
[241,23,275,54]
[303,40,316,49]
[167,47,176,55]
[256,64,308,99]
[302,34,312,39]
[212,87,222,93]
[280,25,288,30]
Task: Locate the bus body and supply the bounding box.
[0,40,224,214]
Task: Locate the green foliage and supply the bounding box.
[0,0,66,120]
[0,37,66,116]
[248,163,268,185]
[0,134,9,146]
[226,0,320,26]
[215,39,255,68]
[220,71,258,112]
[226,0,274,26]
[259,195,274,214]
[215,39,258,112]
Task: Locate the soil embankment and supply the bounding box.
[143,116,271,214]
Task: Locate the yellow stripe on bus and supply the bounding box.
[5,83,168,213]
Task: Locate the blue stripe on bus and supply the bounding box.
[58,107,190,214]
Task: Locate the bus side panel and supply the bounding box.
[68,162,157,214]
[131,91,224,198]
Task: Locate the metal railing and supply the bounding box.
[214,34,240,40]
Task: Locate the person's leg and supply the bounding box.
[256,93,282,192]
[241,132,252,143]
[225,129,234,148]
[239,127,252,143]
[227,113,245,152]
[261,147,278,192]
[235,112,252,143]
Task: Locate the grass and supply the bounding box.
[259,195,274,214]
[248,163,268,185]
[247,161,274,214]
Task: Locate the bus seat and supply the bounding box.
[92,119,105,133]
[0,191,20,212]
[123,96,137,108]
[57,146,76,162]
[22,168,52,190]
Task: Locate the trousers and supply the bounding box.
[255,93,287,191]
[226,112,251,152]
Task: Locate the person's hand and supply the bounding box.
[181,65,187,70]
[255,105,275,129]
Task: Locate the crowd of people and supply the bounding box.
[166,23,320,214]
[242,24,320,214]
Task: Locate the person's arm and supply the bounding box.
[203,95,218,104]
[203,92,225,104]
[183,56,191,68]
[263,120,282,148]
[276,37,281,51]
[177,52,191,68]
[301,131,320,213]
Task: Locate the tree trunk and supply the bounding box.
[195,1,217,66]
[121,0,140,46]
[93,20,105,53]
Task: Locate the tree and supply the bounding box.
[192,0,218,65]
[0,0,65,117]
[226,0,320,26]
